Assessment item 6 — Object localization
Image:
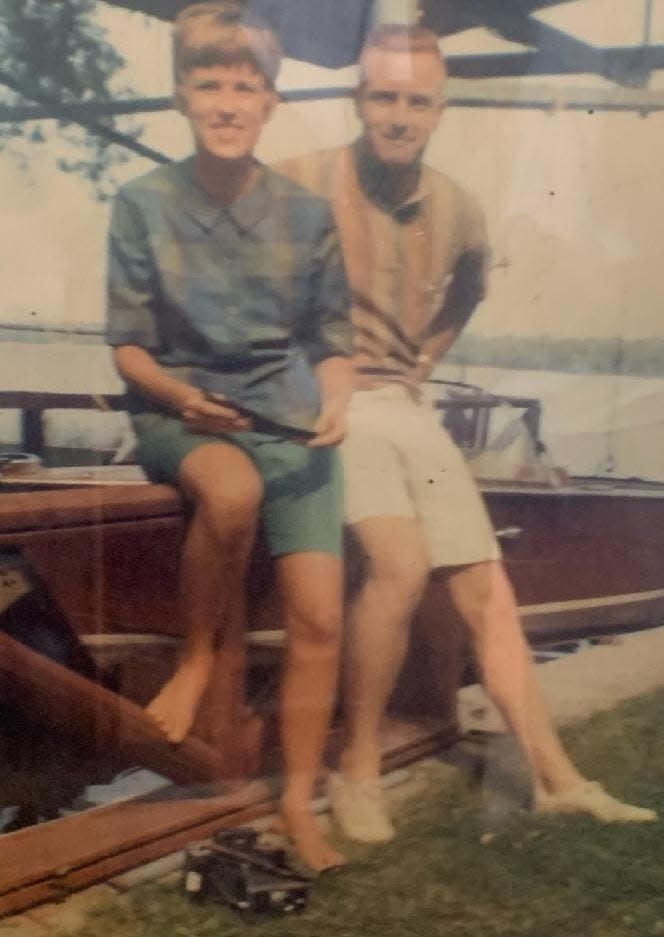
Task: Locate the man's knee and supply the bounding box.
[364,542,430,603]
[448,560,518,632]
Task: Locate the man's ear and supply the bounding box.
[352,85,364,121]
[263,88,279,121]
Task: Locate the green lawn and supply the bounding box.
[53,690,664,937]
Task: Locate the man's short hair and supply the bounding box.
[173,2,282,89]
[358,23,446,84]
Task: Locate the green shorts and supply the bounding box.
[132,412,343,557]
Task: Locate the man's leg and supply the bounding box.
[147,443,262,743]
[274,551,346,872]
[329,517,429,842]
[446,559,657,821]
[445,560,582,796]
[342,517,430,780]
[337,391,433,783]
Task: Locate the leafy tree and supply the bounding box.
[0,0,136,197]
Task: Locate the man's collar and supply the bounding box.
[174,156,272,233]
[352,138,429,220]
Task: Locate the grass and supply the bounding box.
[51,690,664,937]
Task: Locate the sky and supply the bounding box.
[1,0,664,339]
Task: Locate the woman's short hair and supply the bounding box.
[173,2,282,89]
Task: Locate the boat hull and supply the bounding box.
[2,476,664,646]
[482,476,664,642]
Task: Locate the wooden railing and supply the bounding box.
[0,389,545,462]
[0,391,128,457]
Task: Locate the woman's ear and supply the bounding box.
[173,86,187,116]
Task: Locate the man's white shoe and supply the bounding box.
[328,772,396,843]
[535,781,657,823]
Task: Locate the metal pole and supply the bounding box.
[644,0,653,45]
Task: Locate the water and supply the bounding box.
[2,341,664,480]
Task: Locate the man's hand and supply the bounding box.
[181,389,252,434]
[308,357,354,447]
[406,355,434,387]
[307,400,347,447]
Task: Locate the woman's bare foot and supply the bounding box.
[146,652,213,743]
[280,801,347,874]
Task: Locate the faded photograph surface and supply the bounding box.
[2,2,664,934]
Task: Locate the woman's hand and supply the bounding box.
[307,398,347,447]
[181,389,252,434]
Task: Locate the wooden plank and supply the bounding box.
[11,518,183,637]
[0,465,150,488]
[0,786,273,916]
[0,392,127,412]
[0,486,183,534]
[0,716,454,917]
[0,633,230,787]
[0,781,271,896]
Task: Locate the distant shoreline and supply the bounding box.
[447,334,664,378]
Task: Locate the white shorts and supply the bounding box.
[342,385,501,568]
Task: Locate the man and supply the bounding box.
[107,1,353,872]
[277,23,657,842]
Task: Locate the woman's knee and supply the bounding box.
[287,600,343,650]
[180,443,263,532]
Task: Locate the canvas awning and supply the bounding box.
[2,0,663,164]
[98,0,657,87]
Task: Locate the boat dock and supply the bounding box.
[3,624,664,935]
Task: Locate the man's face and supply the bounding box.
[176,62,276,161]
[355,47,445,167]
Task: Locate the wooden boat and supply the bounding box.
[1,385,663,916]
[435,384,664,643]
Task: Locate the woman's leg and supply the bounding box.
[147,442,262,743]
[274,551,346,872]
